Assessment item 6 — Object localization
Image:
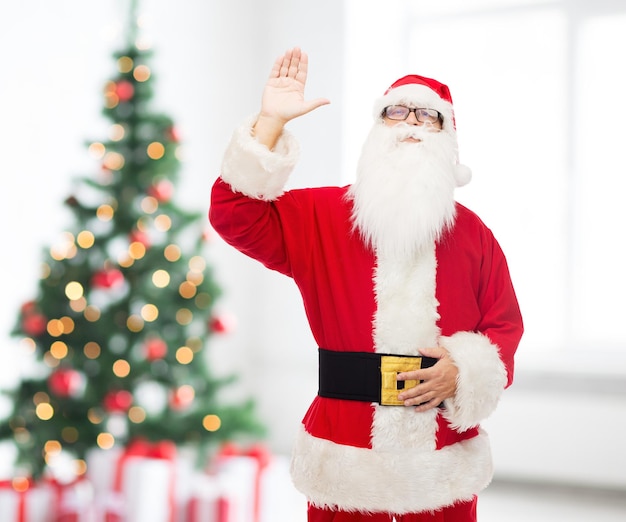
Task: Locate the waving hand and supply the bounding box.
[254,47,330,149]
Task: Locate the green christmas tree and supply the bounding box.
[0,10,264,480]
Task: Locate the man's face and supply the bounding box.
[348,105,457,258]
[381,105,443,143]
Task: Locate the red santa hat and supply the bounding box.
[372,74,472,187]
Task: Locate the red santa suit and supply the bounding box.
[209,76,523,519]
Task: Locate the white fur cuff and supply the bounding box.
[290,427,493,514]
[440,332,508,431]
[220,114,300,201]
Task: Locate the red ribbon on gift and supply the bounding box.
[0,478,33,522]
[187,494,230,522]
[109,438,177,522]
[44,475,88,522]
[214,442,271,522]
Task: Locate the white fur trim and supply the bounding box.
[455,164,472,187]
[290,426,493,514]
[439,332,508,431]
[220,114,300,201]
[373,247,441,356]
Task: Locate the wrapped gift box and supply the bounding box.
[186,473,230,522]
[0,479,56,522]
[87,439,177,522]
[209,443,307,522]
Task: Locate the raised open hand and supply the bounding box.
[254,47,330,149]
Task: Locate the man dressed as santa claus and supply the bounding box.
[209,47,523,521]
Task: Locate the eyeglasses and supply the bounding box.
[383,105,441,124]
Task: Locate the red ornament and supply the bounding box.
[169,385,194,411]
[20,301,38,315]
[115,80,135,102]
[22,313,47,337]
[144,337,168,361]
[103,390,133,413]
[48,368,84,398]
[129,230,151,248]
[202,227,217,243]
[209,313,236,334]
[147,180,174,203]
[91,268,124,289]
[166,126,180,143]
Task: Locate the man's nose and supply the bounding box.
[405,111,422,125]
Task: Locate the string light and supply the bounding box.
[44,440,62,458]
[133,64,151,82]
[104,81,119,108]
[43,352,60,368]
[189,256,206,272]
[152,269,170,288]
[128,406,146,423]
[76,231,95,249]
[20,338,36,354]
[140,304,158,322]
[103,151,125,171]
[175,346,193,365]
[96,432,115,450]
[84,305,101,322]
[69,297,87,313]
[179,281,196,299]
[12,477,30,493]
[88,142,106,158]
[33,392,50,405]
[186,337,203,353]
[164,244,181,262]
[87,408,104,425]
[97,204,115,221]
[141,196,159,214]
[50,232,77,261]
[110,124,125,141]
[117,56,134,73]
[186,271,204,286]
[74,460,87,476]
[147,141,165,160]
[202,414,221,432]
[126,314,144,333]
[154,214,171,231]
[60,316,75,334]
[50,341,68,360]
[84,341,101,359]
[47,319,64,337]
[35,403,54,421]
[175,308,193,325]
[112,359,131,378]
[65,281,84,300]
[128,241,146,260]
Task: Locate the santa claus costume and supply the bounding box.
[209,74,523,521]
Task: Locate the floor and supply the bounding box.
[268,475,626,521]
[478,480,626,521]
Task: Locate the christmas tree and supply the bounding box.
[0,7,264,481]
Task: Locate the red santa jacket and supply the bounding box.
[209,118,523,514]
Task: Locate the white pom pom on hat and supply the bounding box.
[373,74,472,187]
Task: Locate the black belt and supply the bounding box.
[318,348,438,406]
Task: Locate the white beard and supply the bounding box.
[347,123,458,259]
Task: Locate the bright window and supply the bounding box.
[344,0,626,372]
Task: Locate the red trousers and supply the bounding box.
[307,497,477,522]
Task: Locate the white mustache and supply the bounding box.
[388,123,438,143]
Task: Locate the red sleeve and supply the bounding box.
[209,178,294,276]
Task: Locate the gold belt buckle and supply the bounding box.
[380,355,422,406]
